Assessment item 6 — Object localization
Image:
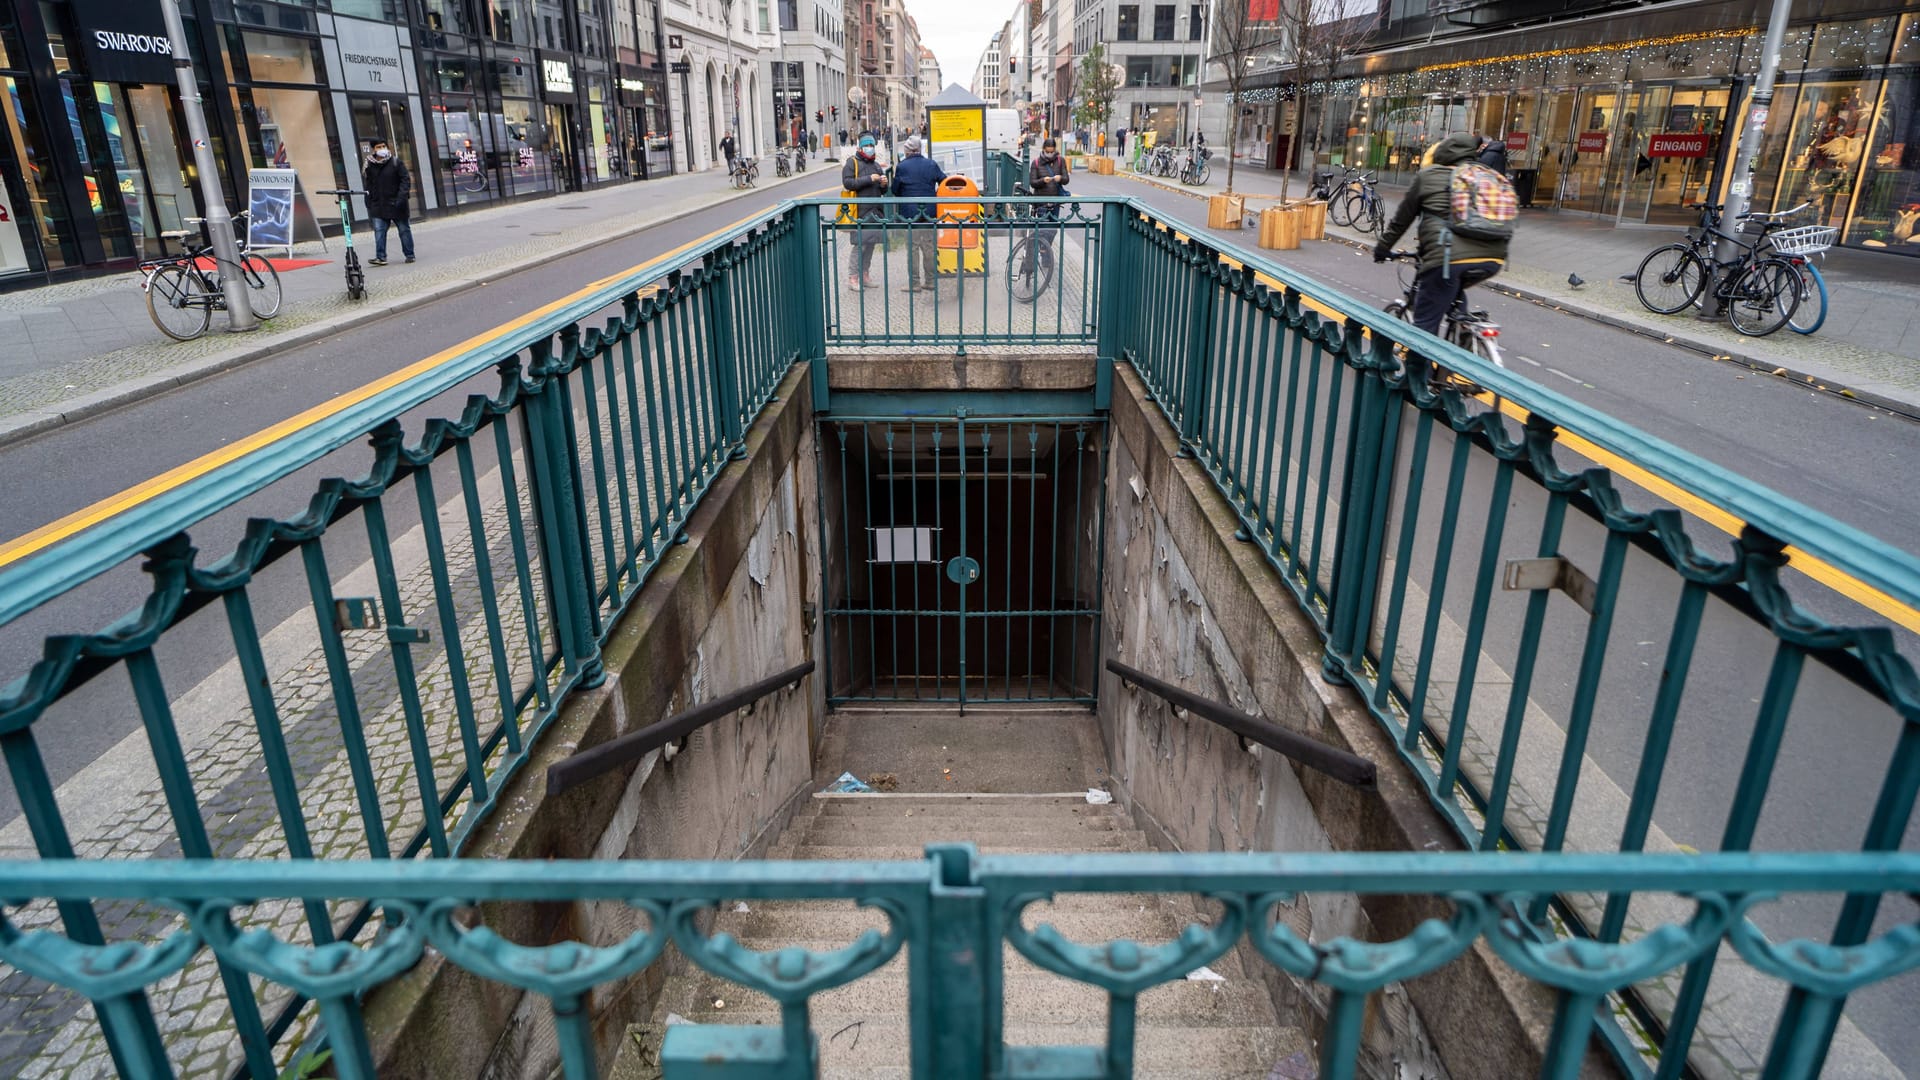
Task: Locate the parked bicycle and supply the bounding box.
[775,149,792,177]
[1008,223,1058,304]
[1325,170,1379,229]
[1381,250,1505,397]
[1179,145,1212,186]
[1340,175,1386,235]
[1632,202,1804,337]
[730,156,760,188]
[1309,165,1365,205]
[1771,222,1834,335]
[138,212,283,342]
[316,189,368,301]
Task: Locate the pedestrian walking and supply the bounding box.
[842,134,888,290]
[362,139,413,266]
[891,135,946,293]
[1477,134,1509,175]
[720,131,737,174]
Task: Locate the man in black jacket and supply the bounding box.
[362,139,413,265]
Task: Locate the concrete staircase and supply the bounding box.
[610,790,1308,1077]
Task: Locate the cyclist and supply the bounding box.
[1373,133,1511,335]
[1026,137,1070,272]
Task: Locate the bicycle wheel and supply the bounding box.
[1787,261,1827,335]
[1725,258,1799,337]
[146,265,212,341]
[1634,244,1707,314]
[1194,160,1210,186]
[1349,193,1380,234]
[1009,238,1054,303]
[240,254,283,319]
[1366,195,1385,236]
[1328,188,1358,226]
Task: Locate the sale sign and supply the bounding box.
[1649,133,1710,158]
[1577,131,1609,153]
[1505,132,1531,151]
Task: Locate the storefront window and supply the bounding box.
[1809,19,1896,71]
[501,97,557,194]
[1760,78,1882,225]
[234,86,346,227]
[1844,74,1916,249]
[239,30,322,84]
[2,76,66,274]
[586,77,614,182]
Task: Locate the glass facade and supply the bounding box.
[1269,9,1919,256]
[0,0,687,289]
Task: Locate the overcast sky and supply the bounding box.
[913,2,1017,93]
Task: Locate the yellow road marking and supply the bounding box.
[0,190,832,571]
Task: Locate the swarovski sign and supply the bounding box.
[70,0,173,83]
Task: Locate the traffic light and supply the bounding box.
[816,109,824,123]
[831,105,838,119]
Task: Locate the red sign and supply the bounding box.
[1576,132,1608,153]
[1247,0,1278,19]
[1649,133,1710,158]
[1505,132,1530,151]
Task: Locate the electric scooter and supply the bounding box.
[316,189,368,300]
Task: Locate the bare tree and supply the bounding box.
[1268,0,1376,200]
[1208,0,1285,194]
[1072,43,1121,140]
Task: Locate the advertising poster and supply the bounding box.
[246,168,324,255]
[0,181,31,277]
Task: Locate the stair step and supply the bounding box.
[795,824,1151,849]
[769,842,1140,860]
[701,892,1222,916]
[808,794,1118,819]
[711,903,1199,944]
[664,970,1278,1027]
[683,940,1249,981]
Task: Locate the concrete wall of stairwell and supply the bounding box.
[362,364,826,1080]
[1099,364,1619,1080]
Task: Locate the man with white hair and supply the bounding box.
[890,135,947,293]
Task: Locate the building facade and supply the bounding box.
[973,30,1003,99]
[762,0,845,149]
[1228,0,1920,256]
[918,45,942,105]
[662,0,768,171]
[0,0,715,290]
[1069,0,1206,143]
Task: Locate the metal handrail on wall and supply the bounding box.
[1107,659,1376,787]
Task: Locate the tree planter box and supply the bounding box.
[1258,206,1301,250]
[1298,200,1328,241]
[1207,193,1246,230]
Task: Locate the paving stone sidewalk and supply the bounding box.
[1107,165,1920,413]
[0,162,829,443]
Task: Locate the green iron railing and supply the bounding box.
[0,194,1917,1078]
[1109,202,1920,1077]
[0,203,811,1077]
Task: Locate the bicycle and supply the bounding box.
[1179,146,1212,186]
[139,212,283,342]
[316,189,368,301]
[730,156,759,188]
[775,149,792,178]
[1769,223,1835,335]
[1380,250,1505,396]
[1632,202,1802,336]
[1309,165,1363,204]
[1007,221,1058,304]
[1326,170,1376,227]
[1341,177,1386,235]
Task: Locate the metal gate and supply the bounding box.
[819,416,1106,708]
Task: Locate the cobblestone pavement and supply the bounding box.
[1110,167,1920,411]
[0,364,698,1073]
[0,164,826,431]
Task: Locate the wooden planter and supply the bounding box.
[1207,193,1247,230]
[1298,201,1328,241]
[1258,206,1302,250]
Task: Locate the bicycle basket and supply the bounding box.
[1770,225,1838,256]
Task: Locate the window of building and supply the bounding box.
[1188,4,1203,40]
[759,0,771,31]
[1123,54,1192,87]
[1152,5,1173,41]
[1116,5,1138,41]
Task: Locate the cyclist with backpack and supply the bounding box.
[1373,133,1517,335]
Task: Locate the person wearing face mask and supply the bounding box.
[841,134,888,290]
[361,139,414,266]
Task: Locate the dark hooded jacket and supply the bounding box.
[1379,133,1509,275]
[842,150,888,221]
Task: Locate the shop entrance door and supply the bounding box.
[546,104,579,191]
[1533,90,1577,210]
[1562,87,1621,214]
[349,96,421,207]
[1634,84,1732,226]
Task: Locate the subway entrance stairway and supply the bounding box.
[0,182,1917,1080]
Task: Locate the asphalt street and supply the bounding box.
[0,174,1914,1069]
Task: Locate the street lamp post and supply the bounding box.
[160,0,255,332]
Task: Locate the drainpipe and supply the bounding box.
[160,0,256,332]
[1702,0,1791,318]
